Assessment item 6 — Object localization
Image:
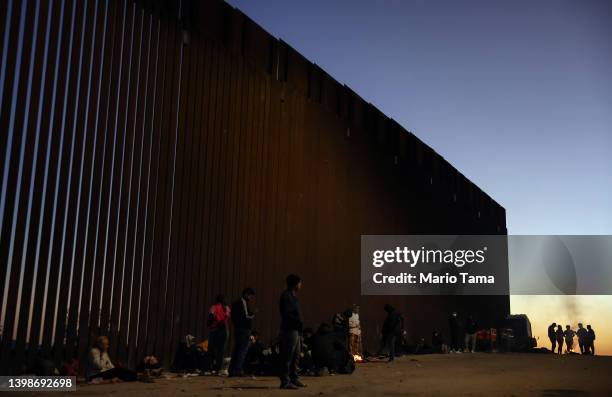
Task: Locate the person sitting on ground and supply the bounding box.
[244,331,266,375]
[86,336,137,383]
[299,328,316,375]
[432,329,449,354]
[564,325,575,353]
[312,323,353,375]
[136,355,163,377]
[555,325,564,354]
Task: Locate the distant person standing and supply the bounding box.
[207,294,231,374]
[448,312,460,353]
[464,315,478,353]
[555,325,564,354]
[229,288,256,377]
[563,325,575,353]
[586,325,596,355]
[547,322,557,352]
[576,323,588,354]
[380,304,402,362]
[279,274,306,389]
[332,310,350,348]
[348,304,363,357]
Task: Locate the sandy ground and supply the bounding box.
[14,353,612,397]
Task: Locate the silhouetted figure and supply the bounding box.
[586,325,596,355]
[278,274,306,389]
[332,309,350,348]
[448,312,460,353]
[229,288,256,377]
[576,323,588,354]
[547,322,557,352]
[207,294,231,373]
[86,336,137,382]
[380,304,402,362]
[432,329,449,353]
[464,315,477,353]
[564,325,575,353]
[555,325,564,354]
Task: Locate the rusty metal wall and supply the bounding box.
[0,0,508,374]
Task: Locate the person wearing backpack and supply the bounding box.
[207,294,231,374]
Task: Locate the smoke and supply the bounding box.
[563,295,581,327]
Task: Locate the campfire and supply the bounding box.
[353,354,364,362]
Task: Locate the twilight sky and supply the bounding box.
[226,0,612,354]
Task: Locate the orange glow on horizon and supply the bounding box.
[511,295,612,356]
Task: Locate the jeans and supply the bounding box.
[382,334,396,360]
[229,328,251,376]
[279,330,301,386]
[464,333,477,352]
[209,327,228,371]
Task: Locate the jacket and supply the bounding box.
[231,298,254,329]
[279,289,303,332]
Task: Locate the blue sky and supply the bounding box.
[226,0,612,235]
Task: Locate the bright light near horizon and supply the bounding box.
[511,295,612,356]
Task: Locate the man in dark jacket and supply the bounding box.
[547,322,557,352]
[576,323,588,354]
[380,304,402,362]
[278,274,306,389]
[229,288,256,377]
[464,315,478,353]
[586,324,596,355]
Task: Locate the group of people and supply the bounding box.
[448,311,479,353]
[200,275,309,388]
[547,323,596,355]
[83,276,497,388]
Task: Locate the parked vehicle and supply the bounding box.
[503,314,537,352]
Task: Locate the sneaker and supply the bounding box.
[292,380,306,388]
[280,383,299,390]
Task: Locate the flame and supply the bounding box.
[353,354,363,362]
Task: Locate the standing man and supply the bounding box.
[464,315,478,353]
[348,304,363,358]
[547,322,557,353]
[229,288,256,377]
[563,325,575,353]
[576,323,588,354]
[279,274,306,390]
[448,312,460,354]
[586,324,596,355]
[380,304,402,362]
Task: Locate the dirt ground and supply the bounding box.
[16,353,612,397]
